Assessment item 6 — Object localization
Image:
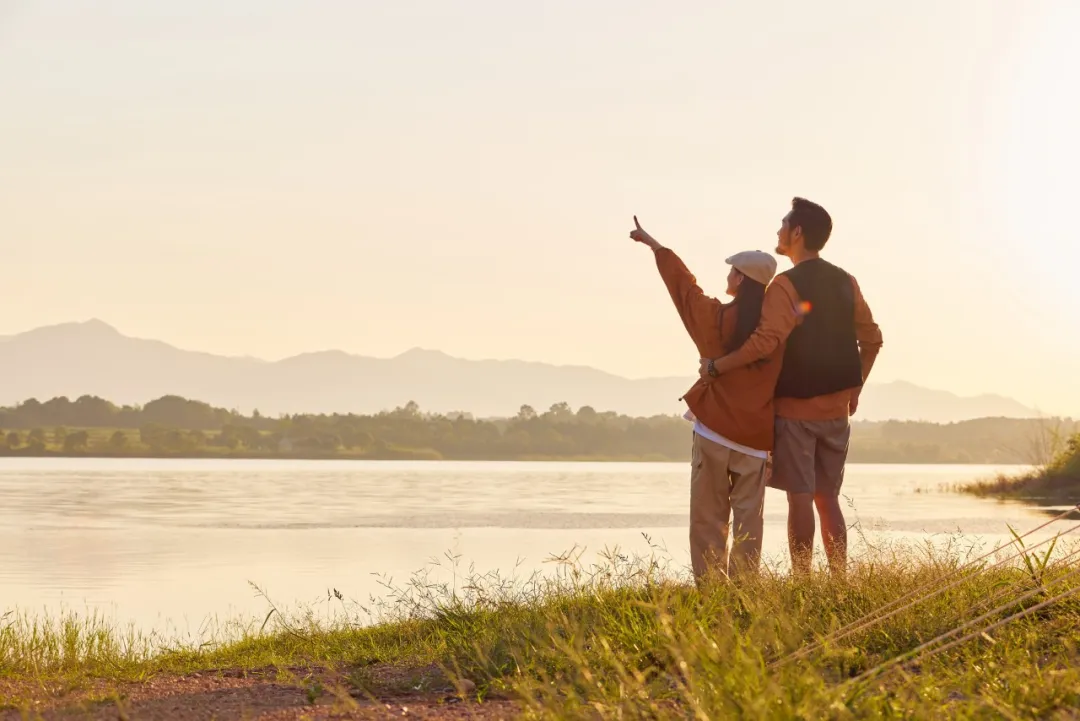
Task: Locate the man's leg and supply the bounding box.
[689,433,734,583]
[787,492,816,575]
[813,493,846,572]
[813,418,852,574]
[770,418,818,576]
[727,451,768,577]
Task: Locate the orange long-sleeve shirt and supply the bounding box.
[711,271,883,421]
[653,247,784,450]
[653,248,726,359]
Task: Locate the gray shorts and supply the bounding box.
[768,417,850,495]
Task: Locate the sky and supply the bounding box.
[1,0,1078,414]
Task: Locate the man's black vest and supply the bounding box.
[774,258,863,399]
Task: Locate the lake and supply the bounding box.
[0,458,1066,639]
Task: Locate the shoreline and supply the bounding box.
[0,449,1035,465]
[958,469,1080,509]
[1,546,1077,718]
[957,437,1079,508]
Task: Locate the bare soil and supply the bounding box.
[0,665,519,720]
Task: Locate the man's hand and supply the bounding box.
[849,387,862,416]
[629,216,662,250]
[698,357,718,379]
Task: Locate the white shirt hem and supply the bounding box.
[683,409,768,460]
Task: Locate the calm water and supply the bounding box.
[0,458,1065,637]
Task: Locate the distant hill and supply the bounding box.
[0,319,1041,422]
[858,380,1037,423]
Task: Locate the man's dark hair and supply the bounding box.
[789,197,832,251]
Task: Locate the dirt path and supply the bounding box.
[0,666,519,720]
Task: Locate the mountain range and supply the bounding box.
[0,319,1040,423]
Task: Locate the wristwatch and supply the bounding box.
[707,359,718,378]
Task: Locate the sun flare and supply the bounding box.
[994,3,1080,288]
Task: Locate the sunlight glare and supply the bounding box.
[995,4,1080,291]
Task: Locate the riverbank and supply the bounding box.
[0,446,1038,465]
[960,469,1080,504]
[4,394,1070,465]
[2,545,1078,718]
[0,447,675,463]
[959,434,1079,505]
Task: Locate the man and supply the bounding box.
[630,217,784,581]
[699,198,882,575]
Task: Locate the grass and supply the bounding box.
[960,470,1079,505]
[959,433,1080,508]
[2,535,1080,718]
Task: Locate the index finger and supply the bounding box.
[633,215,642,230]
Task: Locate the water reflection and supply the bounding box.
[0,458,1063,636]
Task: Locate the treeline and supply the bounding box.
[848,417,1079,465]
[0,394,1074,463]
[0,395,237,431]
[0,395,686,460]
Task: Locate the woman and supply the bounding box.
[630,217,784,581]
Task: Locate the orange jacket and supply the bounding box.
[654,248,784,451]
[711,272,883,421]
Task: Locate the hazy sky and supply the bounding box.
[2,1,1078,413]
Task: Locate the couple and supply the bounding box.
[631,197,883,580]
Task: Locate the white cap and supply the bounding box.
[725,250,777,286]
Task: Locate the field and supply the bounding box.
[2,532,1078,719]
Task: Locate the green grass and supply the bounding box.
[960,470,1080,505]
[3,537,1080,717]
[959,433,1080,507]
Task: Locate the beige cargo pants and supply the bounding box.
[689,431,768,582]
